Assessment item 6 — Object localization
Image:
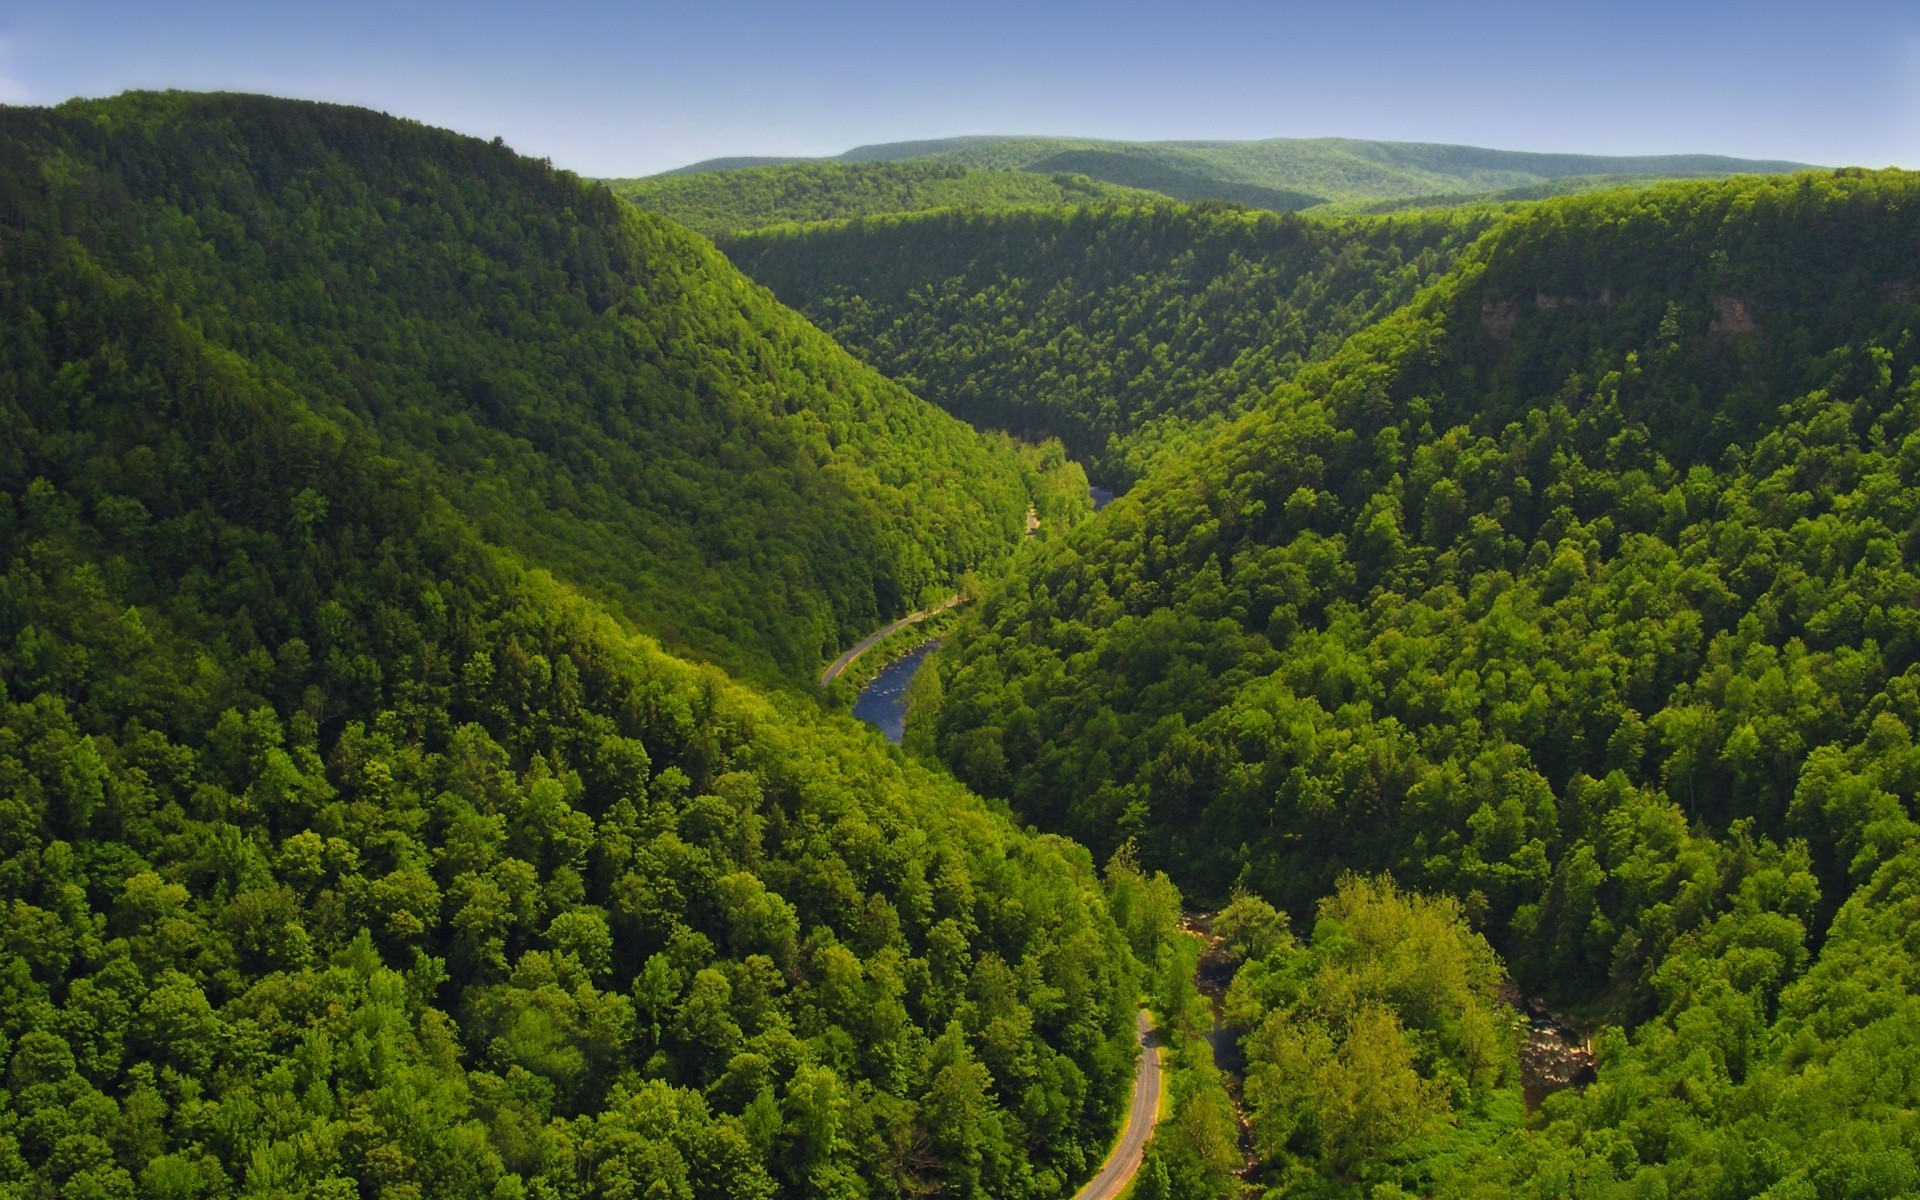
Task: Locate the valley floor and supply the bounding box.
[817,594,966,687]
[1074,1011,1165,1200]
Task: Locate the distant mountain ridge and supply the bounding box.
[606,159,1157,236]
[656,134,1814,211]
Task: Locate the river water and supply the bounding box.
[855,483,1113,743]
[852,639,940,743]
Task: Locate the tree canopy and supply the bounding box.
[918,168,1920,1193]
[3,90,1042,686]
[0,92,1145,1199]
[606,160,1156,237]
[725,203,1494,482]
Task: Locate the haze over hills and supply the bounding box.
[652,134,1815,213]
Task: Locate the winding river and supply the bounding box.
[851,481,1117,742]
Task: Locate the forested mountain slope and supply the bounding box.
[0,100,1144,1199]
[0,91,1036,685]
[605,160,1155,236]
[917,169,1920,1192]
[667,134,1810,212]
[725,203,1496,482]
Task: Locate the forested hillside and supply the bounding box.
[9,84,1905,1200]
[919,169,1920,1193]
[668,134,1809,213]
[0,97,1145,1199]
[725,203,1495,482]
[1,91,1037,685]
[605,160,1153,236]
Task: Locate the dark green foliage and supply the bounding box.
[0,97,1144,1198]
[4,90,1037,686]
[1020,150,1324,212]
[1430,838,1920,1197]
[725,203,1493,481]
[605,161,1154,237]
[918,170,1920,1190]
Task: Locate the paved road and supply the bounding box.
[1074,1010,1163,1200]
[817,595,965,689]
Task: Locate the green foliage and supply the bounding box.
[926,166,1920,937]
[1212,892,1293,965]
[3,90,1038,685]
[1014,436,1097,540]
[669,134,1808,212]
[726,202,1493,481]
[0,95,1145,1198]
[1435,842,1920,1197]
[1226,877,1515,1191]
[822,437,1087,711]
[1103,846,1242,1200]
[606,160,1156,236]
[919,167,1920,1194]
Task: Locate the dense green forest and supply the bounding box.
[9,86,1914,1200]
[1,91,1041,687]
[0,96,1151,1198]
[605,161,1154,237]
[665,135,1809,213]
[725,203,1496,482]
[918,169,1920,1194]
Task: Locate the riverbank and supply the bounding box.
[817,595,966,690]
[850,639,942,743]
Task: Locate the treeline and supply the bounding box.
[0,121,1145,1197]
[660,135,1804,214]
[1,91,1037,686]
[723,202,1495,482]
[919,170,1920,1194]
[606,160,1153,237]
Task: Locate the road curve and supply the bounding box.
[817,595,966,689]
[1074,1010,1164,1200]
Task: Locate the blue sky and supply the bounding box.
[5,0,1916,176]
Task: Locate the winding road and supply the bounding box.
[817,595,966,689]
[1074,1010,1164,1200]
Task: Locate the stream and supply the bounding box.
[853,481,1116,744]
[852,639,940,743]
[1184,912,1257,1170]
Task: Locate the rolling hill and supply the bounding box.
[0,91,1146,1200]
[723,202,1496,483]
[606,159,1158,237]
[0,91,1052,686]
[916,167,1920,1193]
[654,134,1813,216]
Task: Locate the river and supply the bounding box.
[854,482,1114,742]
[852,639,940,743]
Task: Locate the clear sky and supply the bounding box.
[4,0,1916,177]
